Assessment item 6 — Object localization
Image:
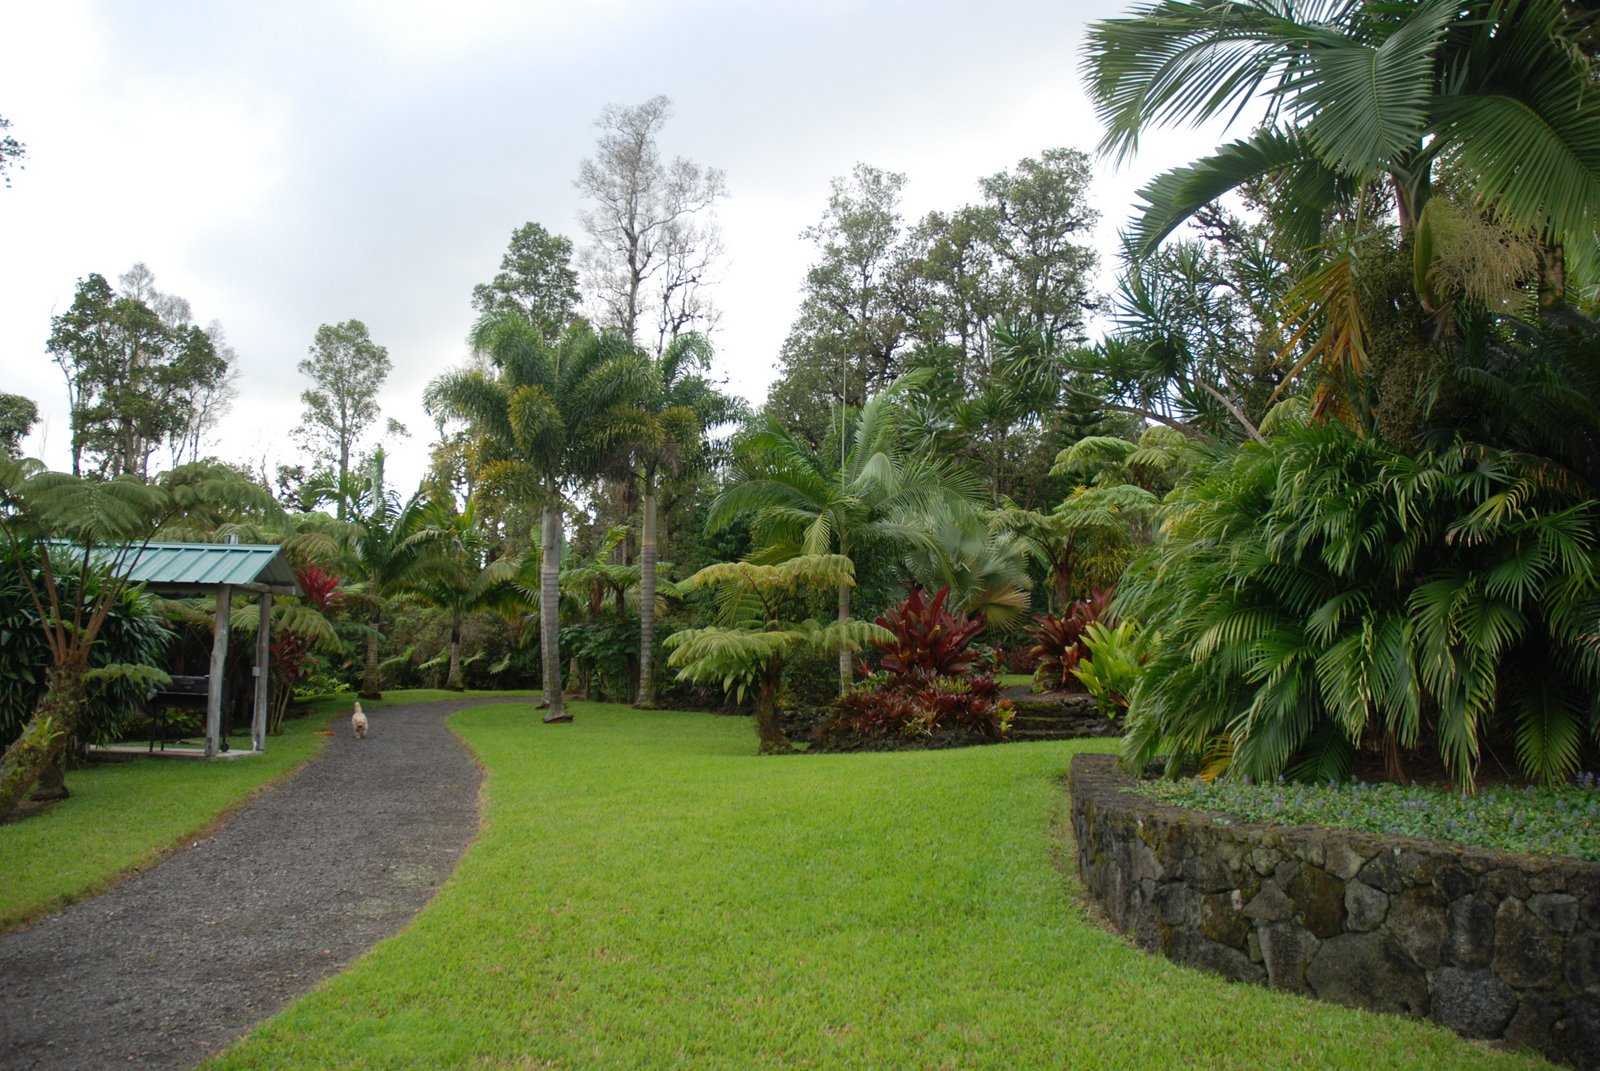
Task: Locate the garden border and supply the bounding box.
[1068,753,1600,1069]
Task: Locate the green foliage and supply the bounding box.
[296,319,393,504]
[0,393,38,455]
[664,554,888,751]
[46,266,233,478]
[1085,0,1600,266]
[470,222,579,344]
[898,505,1033,631]
[1026,591,1111,692]
[1118,415,1600,790]
[0,545,173,749]
[1071,620,1149,719]
[561,617,638,702]
[1139,775,1600,863]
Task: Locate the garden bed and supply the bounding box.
[1070,753,1600,1069]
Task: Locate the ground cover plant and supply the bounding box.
[1137,775,1600,862]
[206,701,1552,1070]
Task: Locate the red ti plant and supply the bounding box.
[870,585,985,682]
[266,563,346,732]
[1027,588,1112,692]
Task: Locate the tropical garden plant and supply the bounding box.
[663,554,888,753]
[0,459,275,818]
[1027,590,1111,692]
[818,584,1013,746]
[426,318,647,722]
[1117,411,1600,790]
[706,373,981,695]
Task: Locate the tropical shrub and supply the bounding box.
[0,546,171,749]
[1072,620,1149,719]
[664,555,888,753]
[817,585,1012,746]
[868,586,984,680]
[1027,590,1111,692]
[1118,416,1600,790]
[820,671,1013,744]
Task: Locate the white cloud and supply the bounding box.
[0,0,1255,493]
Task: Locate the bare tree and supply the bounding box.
[168,321,239,467]
[574,95,726,350]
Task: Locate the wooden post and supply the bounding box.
[207,585,231,758]
[252,592,271,752]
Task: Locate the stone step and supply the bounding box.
[1008,724,1122,741]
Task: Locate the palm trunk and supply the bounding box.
[0,662,87,821]
[445,617,463,691]
[837,580,852,695]
[636,482,658,708]
[360,607,382,699]
[541,497,569,723]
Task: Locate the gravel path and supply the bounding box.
[0,696,525,1071]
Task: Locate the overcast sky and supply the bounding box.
[0,0,1233,492]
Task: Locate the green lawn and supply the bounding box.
[1,709,331,932]
[207,701,1549,1070]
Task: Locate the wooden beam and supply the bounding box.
[252,592,271,752]
[206,585,231,758]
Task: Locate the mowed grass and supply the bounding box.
[0,709,330,932]
[206,701,1551,1071]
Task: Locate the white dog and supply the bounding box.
[352,701,368,739]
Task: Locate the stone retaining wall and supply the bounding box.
[1069,754,1600,1068]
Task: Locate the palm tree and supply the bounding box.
[706,376,981,694]
[425,319,645,722]
[1086,0,1600,266]
[341,456,430,700]
[405,500,515,692]
[605,333,740,707]
[898,503,1034,631]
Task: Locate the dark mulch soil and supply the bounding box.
[0,696,526,1071]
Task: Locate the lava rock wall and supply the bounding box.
[1069,754,1600,1068]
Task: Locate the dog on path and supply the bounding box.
[352,701,368,739]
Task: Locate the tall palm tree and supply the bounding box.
[605,332,740,707]
[707,376,981,694]
[425,318,644,722]
[1086,0,1600,269]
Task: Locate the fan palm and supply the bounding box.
[425,318,646,722]
[706,376,982,694]
[1117,414,1600,790]
[1086,0,1600,263]
[899,503,1034,631]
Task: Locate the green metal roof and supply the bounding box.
[116,542,301,593]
